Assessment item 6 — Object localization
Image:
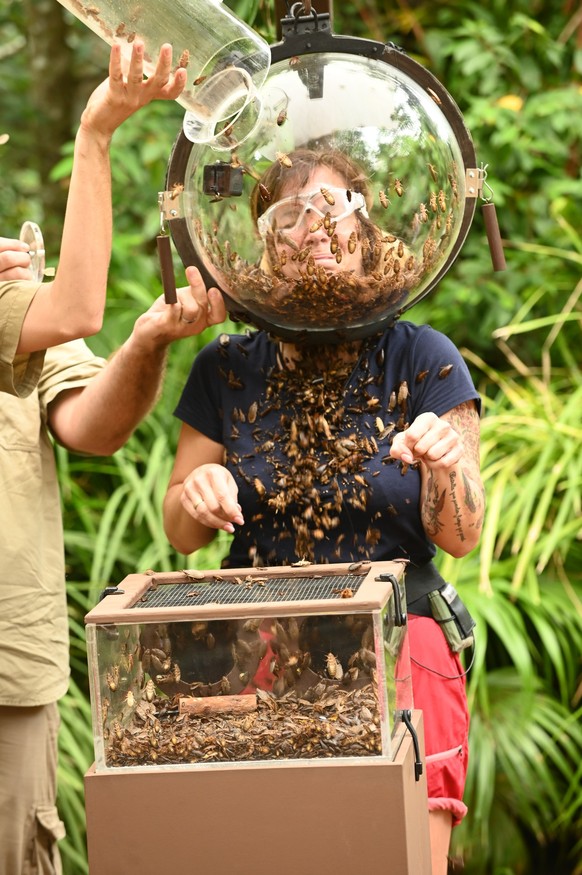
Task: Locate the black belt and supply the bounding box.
[403,560,446,617]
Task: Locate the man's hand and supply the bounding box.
[0,237,32,281]
[131,266,227,350]
[80,40,186,143]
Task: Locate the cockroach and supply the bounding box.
[427,163,438,182]
[253,477,266,498]
[225,370,244,389]
[398,382,410,404]
[379,189,390,208]
[106,666,119,691]
[276,151,292,168]
[144,679,155,702]
[177,49,190,69]
[259,183,271,202]
[325,652,340,678]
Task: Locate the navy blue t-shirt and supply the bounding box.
[175,322,480,568]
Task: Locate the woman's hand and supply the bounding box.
[391,404,483,556]
[181,463,244,534]
[390,411,463,470]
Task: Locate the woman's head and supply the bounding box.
[251,149,382,278]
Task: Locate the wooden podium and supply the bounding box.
[84,710,430,875]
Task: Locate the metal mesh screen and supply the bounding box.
[131,573,364,609]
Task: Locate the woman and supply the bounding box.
[163,148,484,874]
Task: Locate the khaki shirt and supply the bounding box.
[0,280,45,397]
[0,336,107,706]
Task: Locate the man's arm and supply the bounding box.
[14,41,186,355]
[47,268,226,455]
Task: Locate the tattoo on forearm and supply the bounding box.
[446,404,480,459]
[423,472,447,537]
[449,470,466,542]
[462,468,478,513]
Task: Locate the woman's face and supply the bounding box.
[266,168,366,279]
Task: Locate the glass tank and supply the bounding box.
[84,561,412,772]
[164,48,477,342]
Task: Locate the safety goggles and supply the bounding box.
[257,185,368,239]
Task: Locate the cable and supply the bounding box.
[410,631,476,680]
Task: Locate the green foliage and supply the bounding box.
[436,311,582,872]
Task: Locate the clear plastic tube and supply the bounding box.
[56,0,270,143]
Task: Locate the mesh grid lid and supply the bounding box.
[133,573,364,609]
[84,560,406,624]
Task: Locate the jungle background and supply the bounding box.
[1,0,581,872]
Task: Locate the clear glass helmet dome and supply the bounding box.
[164,30,478,343]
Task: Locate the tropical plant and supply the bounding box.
[436,292,582,872]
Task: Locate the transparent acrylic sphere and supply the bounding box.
[168,51,476,342]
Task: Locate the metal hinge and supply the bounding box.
[158,189,189,223]
[465,167,485,198]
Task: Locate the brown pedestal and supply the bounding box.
[85,710,430,875]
